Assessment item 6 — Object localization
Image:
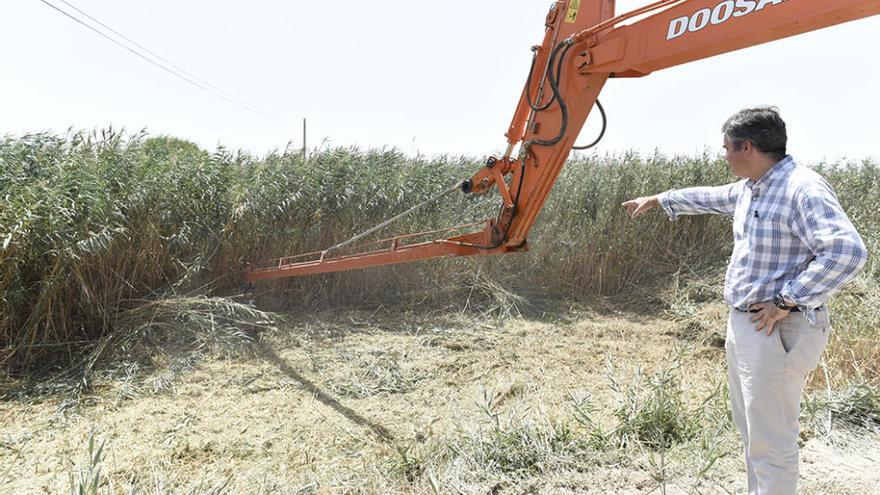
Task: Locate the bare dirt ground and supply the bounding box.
[2,307,879,494]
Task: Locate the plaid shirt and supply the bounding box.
[658,156,867,321]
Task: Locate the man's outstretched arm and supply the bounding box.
[622,182,742,221]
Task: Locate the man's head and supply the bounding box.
[721,107,787,180]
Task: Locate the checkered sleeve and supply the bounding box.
[780,183,868,309]
[656,181,741,222]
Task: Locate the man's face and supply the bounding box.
[723,135,749,178]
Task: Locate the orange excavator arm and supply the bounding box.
[246,0,880,283]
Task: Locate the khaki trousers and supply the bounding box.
[725,309,831,495]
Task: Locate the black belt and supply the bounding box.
[746,307,799,313]
[736,306,821,313]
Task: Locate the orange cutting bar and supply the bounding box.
[245,231,525,282]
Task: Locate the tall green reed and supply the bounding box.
[1,131,877,374]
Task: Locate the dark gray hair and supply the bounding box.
[722,106,787,159]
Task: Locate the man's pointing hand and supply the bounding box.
[622,195,660,220]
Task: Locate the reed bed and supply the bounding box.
[1,130,877,378]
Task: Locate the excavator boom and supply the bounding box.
[245,0,880,283]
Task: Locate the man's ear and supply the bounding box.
[741,140,754,153]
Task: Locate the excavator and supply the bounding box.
[246,0,880,283]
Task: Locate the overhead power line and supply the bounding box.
[53,0,283,121]
[37,0,295,126]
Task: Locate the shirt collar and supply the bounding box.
[748,155,794,191]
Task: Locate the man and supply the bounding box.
[621,107,867,495]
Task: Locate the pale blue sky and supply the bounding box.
[2,1,879,163]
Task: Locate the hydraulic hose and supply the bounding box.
[526,40,575,148]
[573,99,607,150]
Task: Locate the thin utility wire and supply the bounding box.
[37,0,296,126]
[54,0,283,122]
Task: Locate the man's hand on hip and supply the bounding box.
[749,302,790,336]
[622,195,659,219]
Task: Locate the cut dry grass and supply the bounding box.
[326,349,424,398]
[2,309,878,494]
[1,293,276,404]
